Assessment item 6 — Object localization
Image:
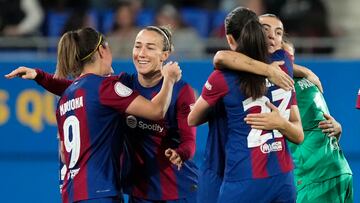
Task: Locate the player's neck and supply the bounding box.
[137,70,162,88]
[80,62,101,76]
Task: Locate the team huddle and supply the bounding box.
[5,6,353,203]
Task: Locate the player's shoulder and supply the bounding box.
[208,69,236,80]
[271,49,288,60]
[174,78,191,88]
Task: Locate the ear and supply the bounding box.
[97,45,106,59]
[226,35,237,51]
[160,51,170,62]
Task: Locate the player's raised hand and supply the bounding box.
[267,61,294,91]
[5,66,37,80]
[165,148,183,170]
[162,61,182,83]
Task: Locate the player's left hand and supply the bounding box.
[318,113,342,139]
[244,101,285,130]
[165,148,183,170]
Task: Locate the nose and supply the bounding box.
[268,30,275,39]
[138,47,147,58]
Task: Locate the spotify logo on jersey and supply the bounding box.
[126,115,137,129]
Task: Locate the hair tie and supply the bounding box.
[81,35,103,61]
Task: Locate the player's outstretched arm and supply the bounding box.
[5,66,72,96]
[213,50,294,91]
[5,66,37,79]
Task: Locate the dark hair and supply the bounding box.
[55,27,107,78]
[144,25,174,52]
[225,7,269,99]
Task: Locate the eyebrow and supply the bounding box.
[135,41,157,46]
[261,23,283,31]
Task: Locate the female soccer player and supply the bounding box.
[117,26,198,203]
[5,27,181,203]
[283,39,353,203]
[188,7,303,203]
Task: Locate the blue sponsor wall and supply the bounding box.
[0,59,359,202]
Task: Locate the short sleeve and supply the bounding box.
[99,76,139,113]
[201,70,229,106]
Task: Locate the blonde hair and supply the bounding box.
[145,25,174,52]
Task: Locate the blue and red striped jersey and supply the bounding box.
[56,74,139,203]
[202,100,227,175]
[119,73,198,200]
[200,50,296,181]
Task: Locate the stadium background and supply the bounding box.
[1,0,360,202]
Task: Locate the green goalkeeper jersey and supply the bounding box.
[288,78,352,191]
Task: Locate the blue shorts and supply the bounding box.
[198,168,223,203]
[218,171,296,203]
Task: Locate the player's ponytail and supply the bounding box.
[55,31,81,79]
[235,19,268,99]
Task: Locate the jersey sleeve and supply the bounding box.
[34,69,73,96]
[99,76,139,113]
[175,84,196,160]
[201,70,229,106]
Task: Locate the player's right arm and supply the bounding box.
[5,66,72,96]
[101,62,181,121]
[213,50,294,90]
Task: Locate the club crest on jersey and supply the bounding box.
[114,82,133,97]
[205,80,212,90]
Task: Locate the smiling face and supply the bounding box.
[259,15,284,54]
[132,29,169,76]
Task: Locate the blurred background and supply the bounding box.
[0,0,359,202]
